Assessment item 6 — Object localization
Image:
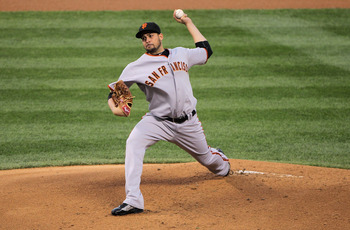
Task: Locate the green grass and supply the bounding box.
[1,9,349,169]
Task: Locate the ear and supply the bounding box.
[159,33,164,41]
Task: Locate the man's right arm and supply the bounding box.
[173,10,206,43]
[173,10,212,58]
[195,41,213,59]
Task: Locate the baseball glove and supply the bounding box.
[111,80,135,117]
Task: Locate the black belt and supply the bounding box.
[164,110,196,124]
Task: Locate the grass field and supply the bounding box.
[0,9,349,169]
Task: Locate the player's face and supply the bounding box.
[141,33,164,55]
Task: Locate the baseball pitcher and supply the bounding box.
[108,10,231,216]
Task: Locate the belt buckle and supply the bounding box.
[178,115,187,123]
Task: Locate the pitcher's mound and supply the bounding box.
[1,160,349,229]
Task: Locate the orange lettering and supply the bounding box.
[177,62,181,70]
[162,66,168,74]
[158,67,164,76]
[145,81,154,87]
[152,71,160,79]
[148,76,157,83]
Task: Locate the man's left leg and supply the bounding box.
[174,115,231,176]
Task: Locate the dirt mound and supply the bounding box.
[1,160,349,229]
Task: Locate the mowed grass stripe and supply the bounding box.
[0,28,134,39]
[2,97,348,113]
[0,26,194,39]
[3,75,349,91]
[1,122,135,142]
[1,85,349,103]
[1,107,349,125]
[2,67,349,90]
[0,43,314,58]
[195,86,350,99]
[0,67,121,80]
[2,56,349,69]
[0,47,143,58]
[200,98,350,110]
[0,139,120,155]
[0,57,134,68]
[0,10,176,29]
[191,64,350,77]
[0,37,141,48]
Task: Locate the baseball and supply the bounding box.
[175,9,185,19]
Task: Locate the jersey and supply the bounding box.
[108,47,208,119]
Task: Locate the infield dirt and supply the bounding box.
[1,0,350,11]
[0,1,350,229]
[1,160,349,229]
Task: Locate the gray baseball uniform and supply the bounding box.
[108,45,230,210]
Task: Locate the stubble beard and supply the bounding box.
[145,40,163,55]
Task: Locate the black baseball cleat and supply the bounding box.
[111,203,143,216]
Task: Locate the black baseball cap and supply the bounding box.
[136,22,161,38]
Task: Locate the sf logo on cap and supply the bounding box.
[142,23,147,29]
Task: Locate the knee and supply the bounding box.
[126,128,143,147]
[126,135,136,146]
[126,132,151,153]
[126,136,141,154]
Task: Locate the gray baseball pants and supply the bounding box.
[123,113,230,209]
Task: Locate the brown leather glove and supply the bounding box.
[111,80,135,117]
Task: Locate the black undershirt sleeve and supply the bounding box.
[108,92,113,101]
[195,40,213,59]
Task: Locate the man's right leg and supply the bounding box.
[112,115,173,215]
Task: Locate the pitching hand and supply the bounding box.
[173,10,191,25]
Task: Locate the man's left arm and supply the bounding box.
[107,80,134,117]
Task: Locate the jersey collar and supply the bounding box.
[145,49,169,58]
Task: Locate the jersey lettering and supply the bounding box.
[145,81,154,87]
[170,61,188,72]
[148,76,157,83]
[161,66,168,74]
[145,65,170,87]
[152,71,160,79]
